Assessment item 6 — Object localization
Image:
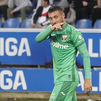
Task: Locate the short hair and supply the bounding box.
[48,6,63,14]
[44,0,49,4]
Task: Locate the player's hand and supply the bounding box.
[30,24,35,28]
[38,24,43,28]
[84,79,92,93]
[10,10,15,14]
[51,22,65,31]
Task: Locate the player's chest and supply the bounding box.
[50,34,74,50]
[51,34,71,44]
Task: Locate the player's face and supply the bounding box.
[41,0,47,7]
[48,10,65,25]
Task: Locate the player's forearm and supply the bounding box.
[35,26,52,42]
[77,43,91,79]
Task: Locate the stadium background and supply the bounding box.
[0,0,101,100]
[0,28,101,101]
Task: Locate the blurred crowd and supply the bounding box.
[0,0,101,28]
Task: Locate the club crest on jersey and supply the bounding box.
[62,35,67,42]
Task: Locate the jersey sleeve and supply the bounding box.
[77,43,91,79]
[71,28,91,79]
[35,25,52,42]
[71,28,85,47]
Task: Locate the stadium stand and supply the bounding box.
[0,14,3,18]
[30,0,37,9]
[21,18,32,28]
[3,18,20,28]
[75,19,92,28]
[14,11,33,18]
[0,20,2,27]
[93,19,101,29]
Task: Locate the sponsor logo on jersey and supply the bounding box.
[60,92,66,96]
[68,75,71,78]
[51,34,56,36]
[51,41,68,49]
[78,35,84,43]
[79,35,83,40]
[62,35,67,42]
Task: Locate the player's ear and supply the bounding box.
[61,8,65,18]
[62,12,65,19]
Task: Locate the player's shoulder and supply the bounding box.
[67,24,80,32]
[66,24,81,35]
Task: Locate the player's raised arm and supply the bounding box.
[35,25,53,42]
[35,22,65,42]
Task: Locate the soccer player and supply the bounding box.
[35,6,92,101]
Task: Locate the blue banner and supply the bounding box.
[0,31,101,66]
[0,68,101,93]
[0,32,52,65]
[76,32,101,66]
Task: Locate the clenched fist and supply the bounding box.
[84,79,92,93]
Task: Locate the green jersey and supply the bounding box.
[35,23,91,84]
[50,24,84,83]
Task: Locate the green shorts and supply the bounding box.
[49,81,79,101]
